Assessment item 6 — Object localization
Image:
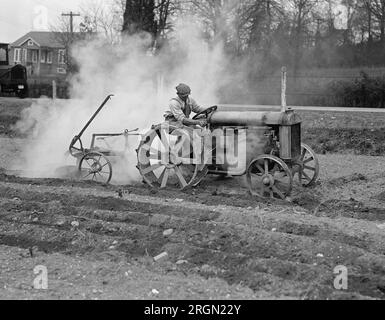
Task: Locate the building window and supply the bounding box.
[58,49,66,64]
[57,67,67,74]
[28,40,34,46]
[23,49,27,63]
[14,48,21,63]
[0,48,7,63]
[41,50,46,63]
[47,51,52,64]
[32,50,38,63]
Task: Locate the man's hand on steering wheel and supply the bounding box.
[192,106,218,124]
[196,119,208,127]
[181,106,217,127]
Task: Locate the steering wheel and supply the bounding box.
[192,106,218,120]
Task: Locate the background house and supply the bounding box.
[9,31,68,80]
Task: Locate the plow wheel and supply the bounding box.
[247,155,293,200]
[78,152,112,184]
[297,143,319,187]
[137,124,205,190]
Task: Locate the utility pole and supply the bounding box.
[61,11,81,34]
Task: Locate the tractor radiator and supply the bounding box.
[279,124,301,160]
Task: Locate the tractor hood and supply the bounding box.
[209,107,302,127]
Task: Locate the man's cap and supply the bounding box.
[176,83,191,96]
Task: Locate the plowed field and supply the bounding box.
[0,153,384,300]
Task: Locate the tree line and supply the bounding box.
[111,0,385,73]
[67,0,385,107]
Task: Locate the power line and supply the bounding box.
[61,11,81,33]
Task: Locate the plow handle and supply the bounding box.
[77,94,114,139]
[69,94,114,155]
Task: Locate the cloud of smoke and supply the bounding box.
[12,18,228,184]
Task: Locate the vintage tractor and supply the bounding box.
[136,69,319,199]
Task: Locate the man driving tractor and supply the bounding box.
[163,83,213,181]
[164,83,208,127]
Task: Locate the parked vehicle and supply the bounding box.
[0,43,28,98]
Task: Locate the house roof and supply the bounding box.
[11,31,90,48]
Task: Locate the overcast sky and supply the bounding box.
[0,0,112,43]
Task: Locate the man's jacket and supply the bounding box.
[164,96,206,122]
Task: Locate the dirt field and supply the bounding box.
[301,110,385,155]
[0,98,384,300]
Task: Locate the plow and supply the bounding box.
[69,69,319,200]
[69,94,140,184]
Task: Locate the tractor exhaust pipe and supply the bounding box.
[281,66,287,113]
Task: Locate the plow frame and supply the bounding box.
[69,94,140,184]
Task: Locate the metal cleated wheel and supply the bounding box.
[297,143,319,187]
[247,155,293,200]
[137,123,206,190]
[78,152,112,184]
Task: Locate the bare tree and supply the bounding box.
[287,0,319,72]
[50,14,96,74]
[79,0,124,44]
[240,0,283,52]
[50,17,80,74]
[123,0,155,36]
[364,0,374,43]
[339,0,359,43]
[183,0,238,43]
[353,0,374,43]
[365,0,385,43]
[122,0,174,44]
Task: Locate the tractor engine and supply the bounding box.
[207,106,303,166]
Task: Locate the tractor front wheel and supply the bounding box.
[247,155,293,200]
[297,143,319,187]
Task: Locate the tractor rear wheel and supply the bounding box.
[137,123,206,190]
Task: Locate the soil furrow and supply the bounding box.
[0,220,381,299]
[1,171,384,300]
[1,200,385,299]
[0,185,219,221]
[2,192,385,258]
[2,197,385,275]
